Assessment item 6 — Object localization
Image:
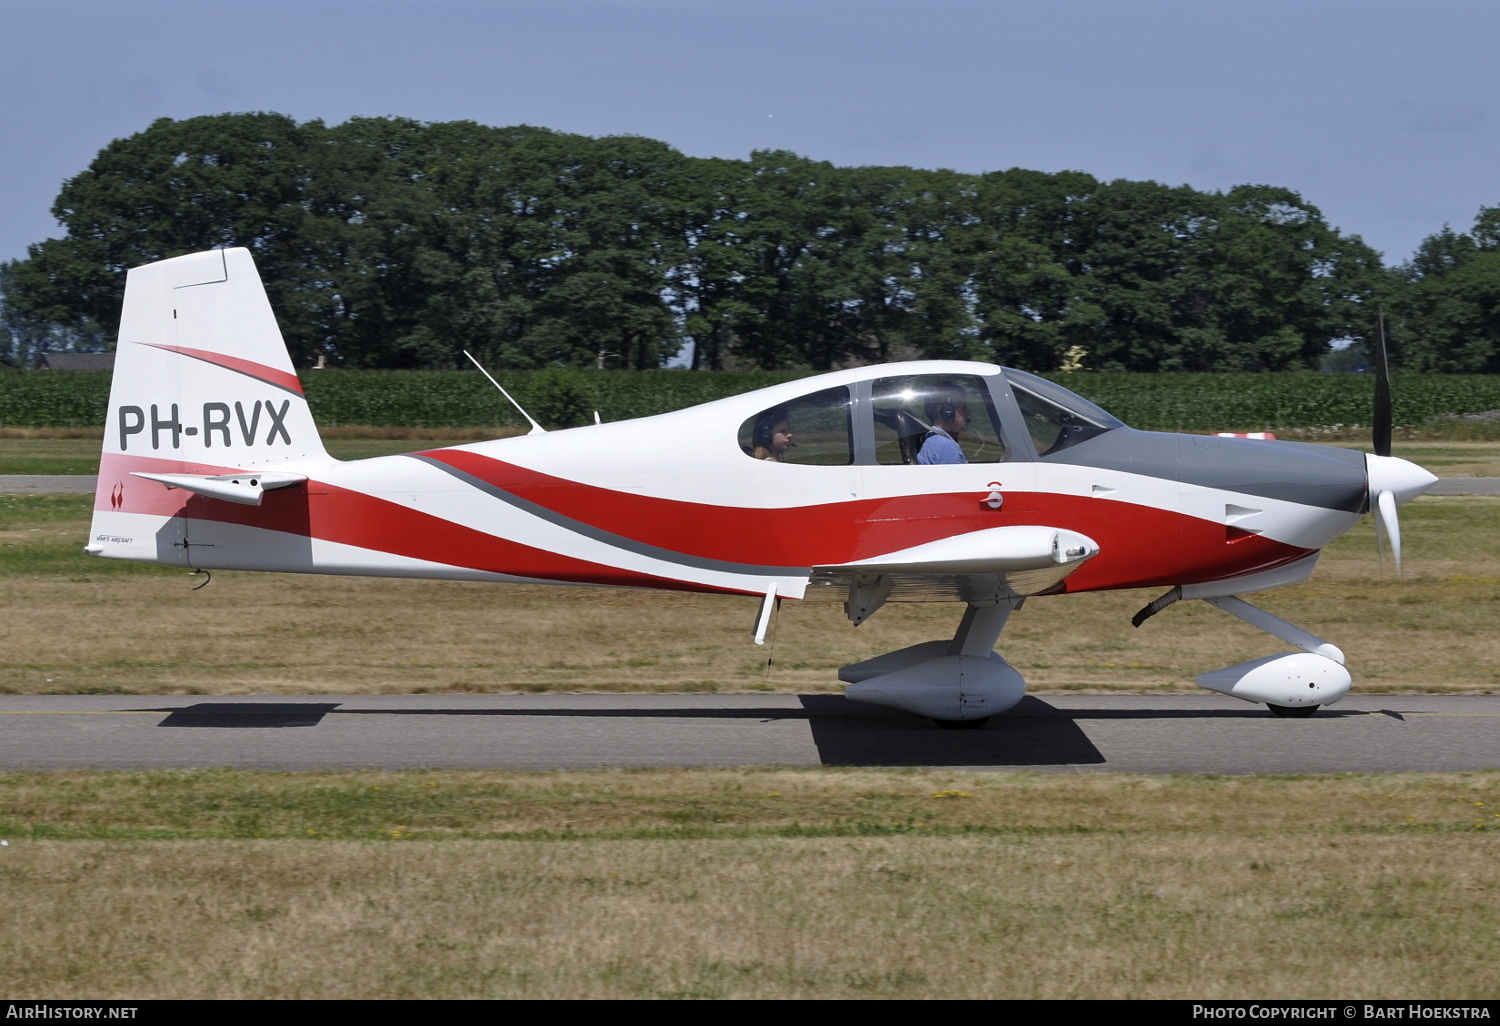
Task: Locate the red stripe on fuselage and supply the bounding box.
[141,344,304,395]
[95,453,736,594]
[96,451,1314,593]
[422,449,1313,592]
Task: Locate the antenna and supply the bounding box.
[463,350,546,435]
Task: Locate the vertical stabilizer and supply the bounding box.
[90,248,329,564]
[101,248,327,470]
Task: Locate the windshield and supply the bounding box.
[1002,368,1125,457]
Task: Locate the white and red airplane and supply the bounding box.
[87,248,1437,726]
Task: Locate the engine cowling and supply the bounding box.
[1196,652,1352,708]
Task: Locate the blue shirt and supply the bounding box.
[917,428,966,465]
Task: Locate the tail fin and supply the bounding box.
[90,248,328,562]
[100,248,327,471]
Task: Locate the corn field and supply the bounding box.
[3,368,1499,431]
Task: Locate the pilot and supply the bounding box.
[751,407,794,461]
[917,391,969,465]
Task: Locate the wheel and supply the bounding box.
[934,717,991,730]
[1268,704,1318,718]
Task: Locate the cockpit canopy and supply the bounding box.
[870,373,1007,464]
[738,386,854,466]
[1003,367,1124,457]
[737,367,1124,466]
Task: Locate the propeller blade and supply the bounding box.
[1374,503,1385,567]
[1373,307,1393,458]
[1376,489,1401,576]
[1367,454,1437,575]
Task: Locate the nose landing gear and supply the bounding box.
[1136,584,1351,717]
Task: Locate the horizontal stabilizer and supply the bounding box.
[131,471,307,506]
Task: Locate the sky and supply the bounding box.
[1,0,1496,268]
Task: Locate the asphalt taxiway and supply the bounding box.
[1,693,1496,774]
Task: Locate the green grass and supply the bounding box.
[0,435,516,475]
[1,767,1495,842]
[0,494,96,529]
[1404,445,1494,468]
[0,542,167,577]
[0,494,180,579]
[0,430,107,475]
[0,368,804,430]
[0,457,100,475]
[0,494,165,577]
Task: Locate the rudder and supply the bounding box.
[89,248,329,564]
[102,248,327,469]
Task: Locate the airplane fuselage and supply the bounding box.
[91,372,1366,601]
[83,248,1441,722]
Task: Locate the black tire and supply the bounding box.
[1268,704,1318,718]
[934,717,991,730]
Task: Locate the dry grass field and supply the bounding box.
[0,768,1496,999]
[1,490,1496,696]
[2,439,1497,999]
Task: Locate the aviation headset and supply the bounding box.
[754,408,789,451]
[927,390,962,424]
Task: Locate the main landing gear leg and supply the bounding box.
[931,602,1015,729]
[839,598,1027,728]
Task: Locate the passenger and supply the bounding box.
[917,391,969,465]
[751,407,794,461]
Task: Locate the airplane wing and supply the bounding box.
[805,525,1100,623]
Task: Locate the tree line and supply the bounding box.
[1,113,1494,373]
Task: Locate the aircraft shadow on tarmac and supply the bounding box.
[795,696,1106,766]
[156,704,342,728]
[142,696,1361,768]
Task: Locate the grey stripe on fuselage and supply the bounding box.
[405,453,810,578]
[1043,430,1369,513]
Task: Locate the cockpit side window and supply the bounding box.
[871,374,1007,465]
[738,386,853,466]
[1004,368,1123,458]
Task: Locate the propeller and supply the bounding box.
[1366,307,1436,574]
